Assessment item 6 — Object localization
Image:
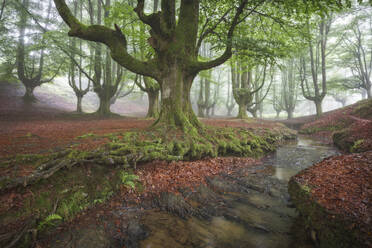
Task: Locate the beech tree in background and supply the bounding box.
[17,0,62,101]
[281,58,298,119]
[299,16,332,117]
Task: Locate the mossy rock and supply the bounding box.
[288,179,369,248]
[332,129,354,152]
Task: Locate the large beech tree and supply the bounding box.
[53,0,249,132]
[53,0,349,131]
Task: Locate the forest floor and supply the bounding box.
[0,81,371,247]
[289,98,372,247]
[0,82,297,247]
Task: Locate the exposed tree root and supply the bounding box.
[1,218,36,248]
[0,126,296,192]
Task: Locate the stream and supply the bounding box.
[137,136,338,248]
[47,136,339,248]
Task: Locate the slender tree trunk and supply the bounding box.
[315,100,322,117]
[76,95,83,113]
[146,90,160,118]
[276,111,280,118]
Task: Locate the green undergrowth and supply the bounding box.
[101,125,295,163]
[0,163,135,247]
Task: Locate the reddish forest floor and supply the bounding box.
[298,98,372,150]
[1,82,371,247]
[292,151,372,245]
[292,98,372,245]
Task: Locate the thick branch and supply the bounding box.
[53,0,158,78]
[134,0,161,33]
[193,0,250,72]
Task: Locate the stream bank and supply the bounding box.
[38,136,338,248]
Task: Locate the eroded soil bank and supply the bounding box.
[32,136,337,248]
[288,99,372,248]
[289,151,372,248]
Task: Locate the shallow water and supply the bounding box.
[138,136,339,248]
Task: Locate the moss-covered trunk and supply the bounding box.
[154,64,200,134]
[237,101,248,119]
[146,89,160,118]
[97,96,111,116]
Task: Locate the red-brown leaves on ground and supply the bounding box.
[294,151,372,231]
[120,157,259,199]
[300,99,372,150]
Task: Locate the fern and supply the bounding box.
[38,214,63,230]
[119,171,139,189]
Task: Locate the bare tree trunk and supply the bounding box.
[315,101,322,117]
[76,95,83,113]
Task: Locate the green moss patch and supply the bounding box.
[0,163,123,247]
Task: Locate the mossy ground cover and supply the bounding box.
[0,162,122,247]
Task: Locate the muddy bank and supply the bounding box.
[35,137,338,248]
